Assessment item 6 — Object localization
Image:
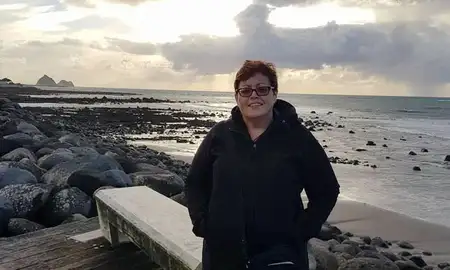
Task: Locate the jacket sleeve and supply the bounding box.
[297,126,340,241]
[184,129,215,238]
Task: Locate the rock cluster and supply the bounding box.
[0,98,190,237]
[307,223,450,270]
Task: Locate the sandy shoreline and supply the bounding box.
[151,146,450,265]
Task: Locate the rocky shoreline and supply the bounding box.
[0,87,449,269]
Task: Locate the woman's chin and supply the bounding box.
[244,107,269,118]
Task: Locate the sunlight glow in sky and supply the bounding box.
[2,0,450,97]
[269,3,377,29]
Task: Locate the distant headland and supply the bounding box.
[36,75,75,87]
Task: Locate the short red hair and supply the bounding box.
[234,60,278,93]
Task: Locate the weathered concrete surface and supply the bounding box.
[94,186,203,270]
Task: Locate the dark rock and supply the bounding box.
[360,245,378,251]
[67,169,132,196]
[408,256,426,268]
[380,251,400,262]
[69,146,99,157]
[366,141,376,146]
[0,195,14,236]
[335,252,353,266]
[371,236,389,248]
[171,191,186,206]
[0,183,53,219]
[110,155,139,174]
[129,169,184,197]
[338,258,399,270]
[7,218,45,236]
[438,262,450,269]
[3,132,35,145]
[421,148,428,153]
[319,224,342,241]
[355,251,390,261]
[0,138,22,156]
[408,151,417,156]
[39,187,92,227]
[35,147,54,159]
[17,121,42,136]
[361,236,372,245]
[2,147,36,162]
[413,166,421,171]
[395,260,421,270]
[397,241,414,249]
[15,158,46,179]
[445,155,450,162]
[0,167,38,188]
[331,244,362,256]
[41,154,122,187]
[37,151,75,170]
[61,213,88,224]
[422,251,432,256]
[309,238,339,270]
[398,251,412,257]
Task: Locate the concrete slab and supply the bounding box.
[94,186,203,270]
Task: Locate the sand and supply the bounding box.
[165,151,450,265]
[328,199,450,265]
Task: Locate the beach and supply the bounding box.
[155,147,450,267]
[1,85,450,269]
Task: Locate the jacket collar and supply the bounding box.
[229,99,298,133]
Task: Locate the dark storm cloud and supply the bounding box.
[155,2,450,93]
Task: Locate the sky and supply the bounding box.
[1,0,450,96]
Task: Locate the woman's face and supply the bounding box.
[235,73,277,119]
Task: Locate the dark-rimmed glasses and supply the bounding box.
[236,85,274,97]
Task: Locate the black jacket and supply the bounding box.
[185,99,340,269]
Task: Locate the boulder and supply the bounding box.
[0,138,22,156]
[0,195,14,236]
[39,187,92,226]
[0,167,38,188]
[67,169,132,196]
[129,169,184,197]
[3,132,34,145]
[16,121,42,136]
[338,258,399,270]
[309,238,339,270]
[2,147,36,162]
[38,151,75,170]
[0,183,53,219]
[7,218,45,236]
[41,154,123,187]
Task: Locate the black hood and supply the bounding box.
[230,99,299,123]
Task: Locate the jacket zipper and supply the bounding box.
[230,127,254,267]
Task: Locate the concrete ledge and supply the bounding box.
[94,186,203,270]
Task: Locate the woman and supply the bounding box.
[185,60,340,270]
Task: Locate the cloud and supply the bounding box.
[63,0,160,7]
[256,0,448,8]
[2,0,450,96]
[63,0,96,8]
[105,38,158,55]
[0,37,188,89]
[151,2,450,95]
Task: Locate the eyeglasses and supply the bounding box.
[236,85,274,97]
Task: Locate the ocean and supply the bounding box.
[23,86,450,228]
